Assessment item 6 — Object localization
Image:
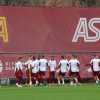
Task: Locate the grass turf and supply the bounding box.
[0,84,100,100]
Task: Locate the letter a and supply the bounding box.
[0,17,8,43]
[72,18,88,42]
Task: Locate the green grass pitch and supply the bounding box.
[0,84,100,100]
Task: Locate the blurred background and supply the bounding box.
[0,0,99,7]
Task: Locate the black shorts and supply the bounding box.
[69,72,79,77]
[15,70,23,78]
[59,72,66,77]
[39,71,46,76]
[49,71,55,78]
[93,71,100,77]
[32,73,39,79]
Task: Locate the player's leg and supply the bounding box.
[49,71,54,84]
[15,71,21,87]
[18,70,23,87]
[48,71,51,84]
[52,71,55,84]
[77,72,81,83]
[42,71,48,86]
[93,72,99,84]
[74,72,80,85]
[34,73,39,86]
[26,69,29,85]
[69,72,75,85]
[95,72,100,84]
[39,71,43,85]
[56,71,61,85]
[15,70,23,87]
[29,68,32,86]
[61,73,65,85]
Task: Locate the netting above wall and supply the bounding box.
[0,0,100,7]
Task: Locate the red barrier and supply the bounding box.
[0,7,100,52]
[0,7,99,78]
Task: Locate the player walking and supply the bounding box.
[39,55,48,86]
[90,55,100,84]
[57,56,69,85]
[31,56,39,86]
[15,57,23,87]
[24,56,33,86]
[48,56,57,84]
[69,55,80,85]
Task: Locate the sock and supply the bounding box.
[58,80,61,85]
[62,79,65,85]
[36,80,39,85]
[70,81,74,85]
[74,78,78,84]
[96,78,99,84]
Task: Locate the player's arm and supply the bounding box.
[89,59,93,71]
[77,60,80,68]
[68,61,71,71]
[55,61,57,69]
[66,61,69,71]
[58,62,61,69]
[47,61,50,71]
[14,63,17,73]
[29,63,32,86]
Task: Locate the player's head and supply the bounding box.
[41,55,45,58]
[72,54,77,59]
[61,55,65,59]
[28,55,32,60]
[93,55,98,58]
[37,55,41,60]
[32,56,36,60]
[18,57,23,61]
[51,56,55,60]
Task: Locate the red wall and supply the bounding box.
[0,7,100,52]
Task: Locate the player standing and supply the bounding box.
[90,55,100,84]
[0,60,3,73]
[15,57,23,87]
[48,56,57,84]
[31,56,39,86]
[69,55,80,85]
[0,60,3,86]
[57,56,69,85]
[39,55,48,86]
[24,56,32,86]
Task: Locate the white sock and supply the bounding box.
[58,80,61,85]
[36,80,39,85]
[70,81,74,85]
[96,79,99,84]
[62,79,65,85]
[74,78,78,84]
[16,83,19,87]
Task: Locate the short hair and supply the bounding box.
[18,57,23,60]
[41,55,44,58]
[32,56,36,60]
[61,55,65,59]
[72,54,77,58]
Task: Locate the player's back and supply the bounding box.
[48,60,57,71]
[69,59,80,72]
[90,58,100,71]
[39,58,48,71]
[59,59,68,72]
[15,61,23,71]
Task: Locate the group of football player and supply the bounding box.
[14,54,100,87]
